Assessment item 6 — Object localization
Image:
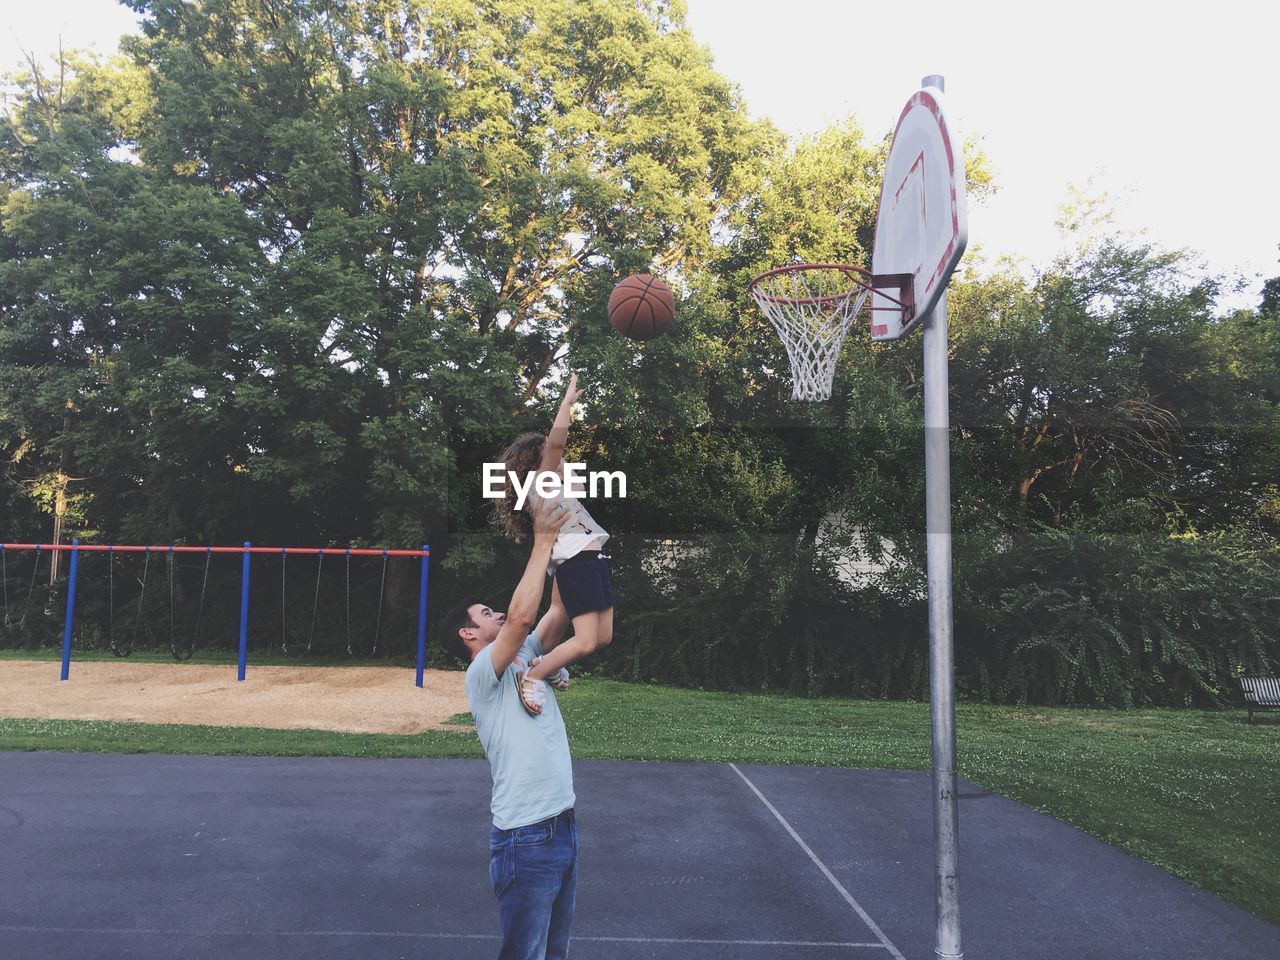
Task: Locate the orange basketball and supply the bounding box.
[608,274,675,341]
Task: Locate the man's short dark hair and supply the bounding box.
[438,597,484,662]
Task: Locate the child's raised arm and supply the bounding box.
[539,372,584,474]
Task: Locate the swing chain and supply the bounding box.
[108,547,117,654]
[304,548,323,656]
[111,545,150,658]
[280,548,287,653]
[167,548,175,655]
[20,544,41,630]
[133,547,150,653]
[371,550,388,657]
[166,547,196,662]
[189,547,211,652]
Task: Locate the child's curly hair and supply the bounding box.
[492,432,546,542]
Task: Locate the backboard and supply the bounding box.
[870,86,968,341]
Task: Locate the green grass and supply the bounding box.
[0,716,481,757]
[0,674,1277,925]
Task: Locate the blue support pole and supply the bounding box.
[238,541,251,681]
[415,545,429,688]
[59,539,80,681]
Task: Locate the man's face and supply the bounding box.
[464,604,506,647]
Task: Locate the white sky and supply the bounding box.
[5,0,1279,311]
[683,0,1280,310]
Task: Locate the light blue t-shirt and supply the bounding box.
[465,631,575,830]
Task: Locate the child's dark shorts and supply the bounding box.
[554,550,615,619]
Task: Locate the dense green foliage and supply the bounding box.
[0,677,1277,924]
[2,0,1277,702]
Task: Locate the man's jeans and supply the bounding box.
[489,808,578,960]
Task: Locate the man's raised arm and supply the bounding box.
[488,497,566,679]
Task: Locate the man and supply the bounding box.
[439,497,577,960]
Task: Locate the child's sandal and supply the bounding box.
[515,672,546,717]
[548,668,570,692]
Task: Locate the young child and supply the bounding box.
[493,373,613,716]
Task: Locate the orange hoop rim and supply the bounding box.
[748,263,910,312]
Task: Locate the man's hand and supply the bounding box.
[531,493,569,545]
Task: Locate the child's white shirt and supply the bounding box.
[527,488,608,575]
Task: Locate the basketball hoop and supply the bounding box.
[748,264,909,401]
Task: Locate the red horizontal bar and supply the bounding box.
[0,544,428,557]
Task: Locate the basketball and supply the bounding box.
[608,274,675,341]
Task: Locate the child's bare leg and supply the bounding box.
[537,579,570,645]
[525,611,601,682]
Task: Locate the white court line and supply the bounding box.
[729,763,908,960]
[0,927,493,939]
[0,925,886,947]
[579,936,886,947]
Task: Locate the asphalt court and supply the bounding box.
[0,753,1276,959]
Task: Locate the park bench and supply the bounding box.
[1238,677,1280,724]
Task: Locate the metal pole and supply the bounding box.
[922,131,963,960]
[924,292,962,959]
[415,545,429,688]
[238,542,251,682]
[59,539,79,681]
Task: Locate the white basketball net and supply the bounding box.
[749,266,870,401]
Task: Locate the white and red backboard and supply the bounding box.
[870,87,968,341]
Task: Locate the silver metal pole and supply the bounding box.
[922,72,962,960]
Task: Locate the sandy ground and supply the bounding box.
[0,660,473,735]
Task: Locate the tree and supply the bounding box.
[4,0,774,557]
[945,238,1280,531]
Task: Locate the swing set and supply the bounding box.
[0,541,431,686]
